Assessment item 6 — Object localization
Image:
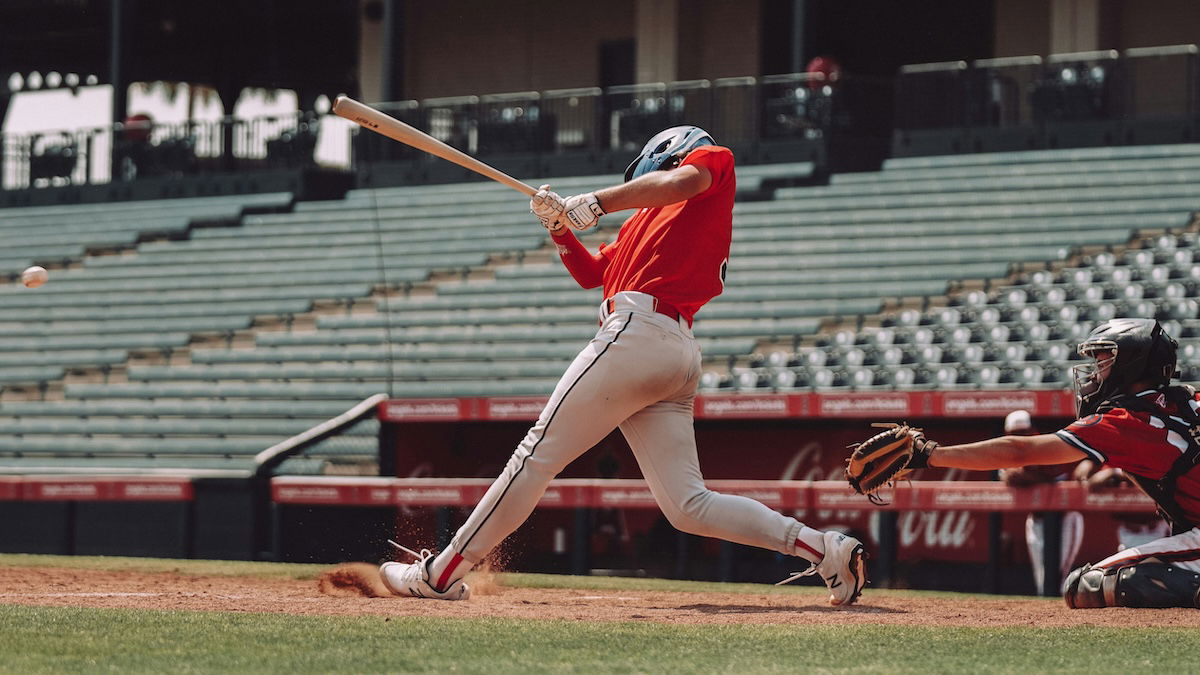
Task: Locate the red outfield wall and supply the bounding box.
[377,390,1159,570]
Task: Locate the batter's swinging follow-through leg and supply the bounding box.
[378,125,868,606]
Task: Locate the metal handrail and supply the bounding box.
[898,60,968,74]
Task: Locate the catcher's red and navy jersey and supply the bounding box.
[597,145,735,323]
[1056,388,1200,526]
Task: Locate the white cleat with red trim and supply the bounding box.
[380,543,471,601]
[776,531,867,606]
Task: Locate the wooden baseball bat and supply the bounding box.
[332,95,538,196]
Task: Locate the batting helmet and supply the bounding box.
[1072,318,1179,417]
[623,125,715,182]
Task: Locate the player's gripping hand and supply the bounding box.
[562,192,605,231]
[531,184,567,233]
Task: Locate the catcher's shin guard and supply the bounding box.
[1063,562,1200,609]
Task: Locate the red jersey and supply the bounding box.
[550,146,735,324]
[1057,388,1200,526]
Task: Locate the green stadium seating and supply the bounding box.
[1,146,1196,472]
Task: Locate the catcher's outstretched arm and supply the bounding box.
[928,433,1086,470]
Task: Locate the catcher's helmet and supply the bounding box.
[623,125,715,182]
[1071,318,1179,416]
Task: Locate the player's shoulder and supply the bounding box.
[685,145,734,167]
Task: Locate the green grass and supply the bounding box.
[0,605,1193,674]
[0,555,1184,673]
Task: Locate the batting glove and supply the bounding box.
[531,184,567,233]
[563,192,605,231]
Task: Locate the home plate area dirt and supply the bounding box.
[1,564,1198,627]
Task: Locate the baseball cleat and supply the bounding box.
[776,531,868,606]
[380,542,471,601]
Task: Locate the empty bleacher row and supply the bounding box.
[0,193,293,279]
[0,144,1196,476]
[715,144,1200,392]
[0,164,820,475]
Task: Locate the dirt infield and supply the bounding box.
[2,564,1198,627]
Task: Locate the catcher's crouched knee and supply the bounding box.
[1063,562,1200,609]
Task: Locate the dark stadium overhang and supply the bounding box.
[1,0,360,112]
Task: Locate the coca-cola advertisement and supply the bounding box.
[384,408,1150,587]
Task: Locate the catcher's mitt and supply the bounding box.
[845,423,938,503]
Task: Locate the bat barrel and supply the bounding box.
[332,95,537,197]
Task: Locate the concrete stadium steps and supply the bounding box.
[491,259,1015,283]
[126,360,568,381]
[259,317,823,346]
[81,249,489,273]
[0,415,376,437]
[0,284,372,309]
[0,192,293,278]
[136,233,545,255]
[730,213,1182,242]
[64,379,558,399]
[791,163,1200,198]
[0,456,326,475]
[0,300,312,323]
[0,351,128,369]
[308,297,879,329]
[23,266,423,293]
[0,398,364,418]
[732,195,1198,225]
[0,314,250,336]
[879,142,1200,170]
[186,340,756,363]
[745,187,1200,216]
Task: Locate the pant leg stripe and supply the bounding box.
[457,313,635,553]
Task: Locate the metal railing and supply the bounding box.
[2,111,328,191]
[1,71,894,191]
[895,44,1200,132]
[349,73,892,166]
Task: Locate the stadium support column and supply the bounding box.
[1049,0,1118,54]
[0,90,8,188]
[634,0,678,84]
[380,0,404,102]
[789,0,806,73]
[359,0,405,103]
[109,0,131,178]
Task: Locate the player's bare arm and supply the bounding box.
[593,163,713,212]
[928,434,1086,471]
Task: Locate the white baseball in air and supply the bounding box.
[22,265,48,288]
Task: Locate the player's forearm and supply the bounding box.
[594,166,709,212]
[928,433,1085,470]
[550,229,606,288]
[928,437,1029,470]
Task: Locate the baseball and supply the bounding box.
[21,265,48,288]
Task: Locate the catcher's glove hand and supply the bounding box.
[845,423,938,503]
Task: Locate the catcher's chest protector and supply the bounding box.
[1101,386,1200,535]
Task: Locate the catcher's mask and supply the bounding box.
[623,125,715,182]
[1071,318,1178,417]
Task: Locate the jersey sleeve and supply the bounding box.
[680,146,735,201]
[1056,409,1170,478]
[550,229,607,289]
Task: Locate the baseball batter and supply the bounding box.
[853,319,1200,608]
[381,126,868,605]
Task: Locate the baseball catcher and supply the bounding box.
[846,318,1200,609]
